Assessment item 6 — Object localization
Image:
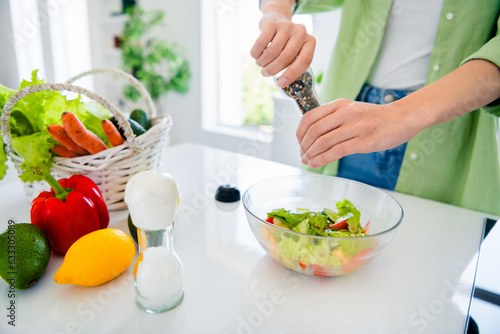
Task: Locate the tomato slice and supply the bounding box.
[330,219,348,230]
[265,217,274,224]
[312,264,329,277]
[364,220,371,234]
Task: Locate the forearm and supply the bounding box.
[297,60,500,167]
[393,59,500,134]
[259,0,296,24]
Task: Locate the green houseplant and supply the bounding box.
[119,6,190,107]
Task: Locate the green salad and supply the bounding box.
[263,199,374,276]
[266,199,367,237]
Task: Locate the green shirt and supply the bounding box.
[296,0,500,216]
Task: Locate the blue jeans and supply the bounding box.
[337,84,418,190]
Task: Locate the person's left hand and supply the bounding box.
[296,98,420,168]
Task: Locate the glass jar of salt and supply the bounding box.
[124,171,184,313]
[274,67,322,114]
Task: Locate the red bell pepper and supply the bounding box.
[30,171,109,254]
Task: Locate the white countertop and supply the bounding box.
[0,142,497,334]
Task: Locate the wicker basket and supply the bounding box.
[0,68,172,211]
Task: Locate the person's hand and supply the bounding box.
[296,99,421,168]
[250,13,316,88]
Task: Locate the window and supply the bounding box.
[201,0,312,138]
[9,0,47,81]
[9,0,92,88]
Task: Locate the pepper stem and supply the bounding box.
[32,167,71,201]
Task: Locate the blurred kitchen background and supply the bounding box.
[0,0,340,167]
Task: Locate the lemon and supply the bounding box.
[54,228,135,287]
[0,223,51,289]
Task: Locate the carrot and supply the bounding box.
[61,111,108,155]
[51,144,79,158]
[46,124,89,156]
[101,119,125,147]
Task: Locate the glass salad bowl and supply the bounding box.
[242,175,404,276]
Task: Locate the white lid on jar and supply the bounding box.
[124,171,180,230]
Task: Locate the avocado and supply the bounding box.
[0,223,51,289]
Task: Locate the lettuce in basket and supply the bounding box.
[0,70,112,182]
[0,82,16,180]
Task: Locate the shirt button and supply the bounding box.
[384,94,395,103]
[410,153,418,160]
[446,12,454,20]
[433,64,440,72]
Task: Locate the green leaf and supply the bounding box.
[9,110,34,137]
[19,69,45,89]
[0,83,16,179]
[268,209,313,228]
[309,214,327,230]
[339,237,374,258]
[336,199,363,234]
[83,100,113,120]
[276,237,341,267]
[0,82,15,107]
[11,132,54,183]
[292,219,309,234]
[0,137,7,180]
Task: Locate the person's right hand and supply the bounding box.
[250,13,316,88]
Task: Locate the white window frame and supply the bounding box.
[201,0,317,143]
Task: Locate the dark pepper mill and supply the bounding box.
[274,67,322,114]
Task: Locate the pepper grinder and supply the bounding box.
[274,67,322,114]
[124,171,184,313]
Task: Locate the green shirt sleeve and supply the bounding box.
[295,0,343,14]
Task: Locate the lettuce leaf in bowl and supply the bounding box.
[336,199,363,234]
[277,237,341,267]
[267,208,313,228]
